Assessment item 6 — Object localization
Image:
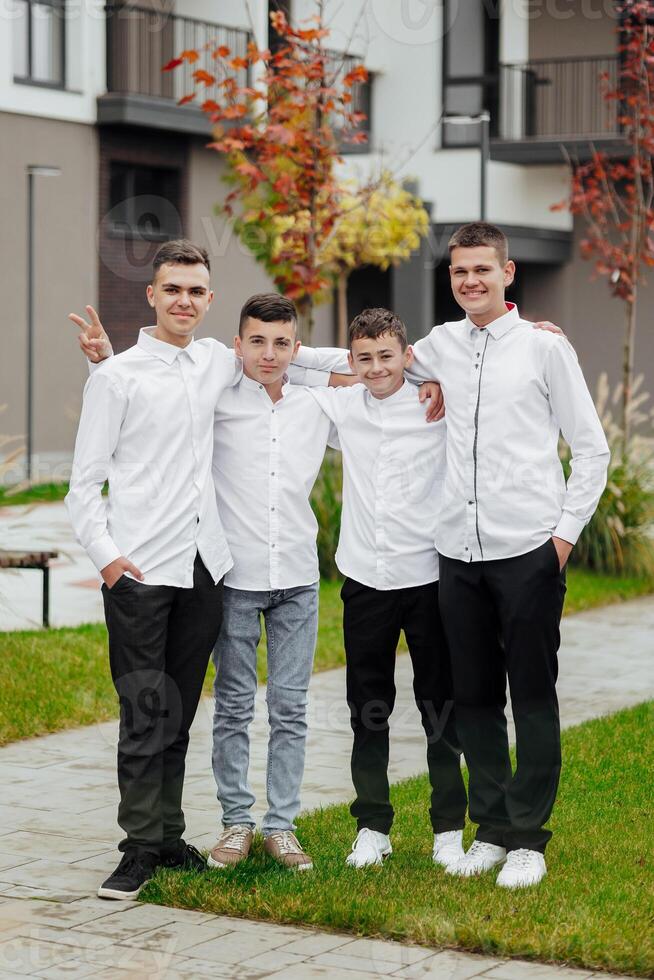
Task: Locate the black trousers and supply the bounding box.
[102,554,223,855]
[342,577,467,835]
[438,539,567,854]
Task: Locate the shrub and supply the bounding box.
[562,374,654,578]
[310,449,343,580]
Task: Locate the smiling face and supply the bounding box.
[234,317,301,387]
[147,262,213,346]
[348,332,413,400]
[449,245,515,327]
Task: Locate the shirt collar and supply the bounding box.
[466,302,520,341]
[364,379,410,407]
[138,326,200,364]
[239,371,290,398]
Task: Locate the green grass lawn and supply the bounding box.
[144,702,654,977]
[0,570,651,746]
[0,482,70,507]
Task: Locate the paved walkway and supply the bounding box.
[0,503,652,977]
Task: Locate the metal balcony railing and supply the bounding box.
[498,54,620,142]
[105,4,252,102]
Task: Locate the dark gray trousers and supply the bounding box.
[439,539,567,853]
[102,554,223,855]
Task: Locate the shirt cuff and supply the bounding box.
[87,534,121,573]
[553,512,586,546]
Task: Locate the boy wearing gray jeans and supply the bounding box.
[208,294,337,870]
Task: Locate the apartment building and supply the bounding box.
[0,0,647,476]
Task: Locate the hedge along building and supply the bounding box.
[1,0,650,478]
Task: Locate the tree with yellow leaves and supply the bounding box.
[321,174,430,345]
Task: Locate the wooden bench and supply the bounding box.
[0,550,59,628]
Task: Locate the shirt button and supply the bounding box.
[272,438,277,442]
[477,353,480,358]
[468,500,474,505]
[271,543,276,549]
[465,546,469,551]
[271,506,275,511]
[271,472,275,476]
[475,364,479,370]
[259,384,263,389]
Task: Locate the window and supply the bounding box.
[13,0,65,88]
[442,0,500,146]
[109,163,182,241]
[268,0,291,54]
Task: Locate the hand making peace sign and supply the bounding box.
[68,305,113,362]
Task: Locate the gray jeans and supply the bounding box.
[212,583,319,835]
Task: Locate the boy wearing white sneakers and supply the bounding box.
[302,308,467,869]
[406,223,609,887]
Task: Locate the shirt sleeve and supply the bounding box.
[65,369,127,572]
[287,363,333,387]
[293,344,352,374]
[544,340,610,544]
[405,328,442,383]
[305,384,352,427]
[327,422,341,452]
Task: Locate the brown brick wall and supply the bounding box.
[98,126,190,352]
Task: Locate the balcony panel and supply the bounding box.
[493,55,628,164]
[100,4,251,133]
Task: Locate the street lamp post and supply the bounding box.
[442,111,491,220]
[26,166,61,483]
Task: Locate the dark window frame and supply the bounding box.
[13,0,66,90]
[441,0,500,147]
[108,161,183,242]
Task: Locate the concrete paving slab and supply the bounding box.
[394,951,509,978]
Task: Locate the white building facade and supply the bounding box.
[0,0,645,476]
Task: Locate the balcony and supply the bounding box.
[98,4,252,135]
[491,55,627,164]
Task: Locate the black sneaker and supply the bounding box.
[97,850,158,900]
[159,840,207,872]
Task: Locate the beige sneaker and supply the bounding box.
[207,824,254,869]
[263,831,313,871]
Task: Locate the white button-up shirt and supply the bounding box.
[66,328,238,586]
[408,304,610,561]
[307,381,445,590]
[212,374,335,590]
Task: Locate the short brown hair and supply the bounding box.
[152,239,210,279]
[238,293,297,336]
[348,308,408,351]
[448,222,508,265]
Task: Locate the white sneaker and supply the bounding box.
[446,840,506,877]
[345,828,392,868]
[496,849,547,888]
[432,830,465,869]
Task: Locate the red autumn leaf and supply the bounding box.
[230,57,249,70]
[343,65,368,86]
[235,161,265,181]
[222,104,247,119]
[213,45,230,58]
[177,93,196,106]
[162,57,183,72]
[193,69,216,86]
[201,99,220,113]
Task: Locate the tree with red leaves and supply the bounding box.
[164,0,369,340]
[556,1,654,451]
